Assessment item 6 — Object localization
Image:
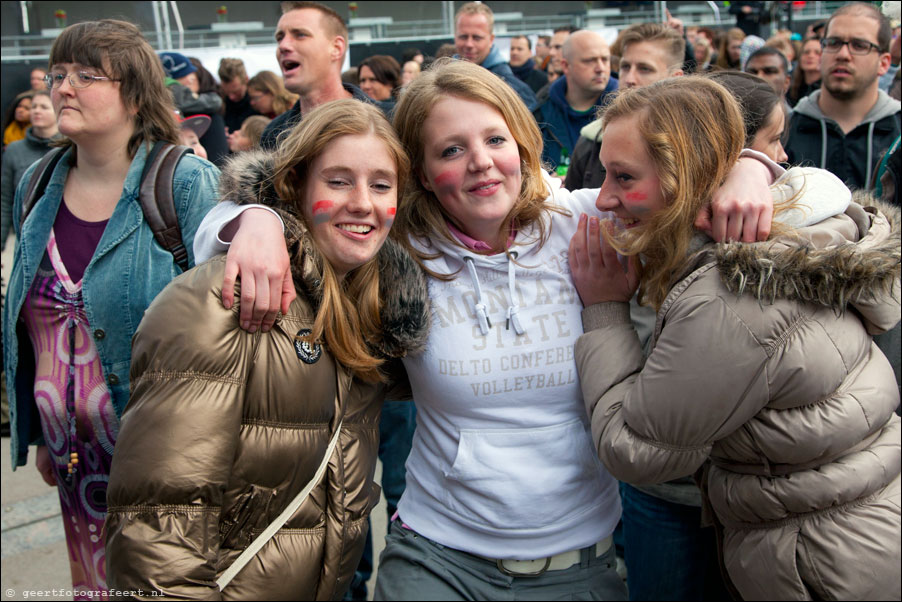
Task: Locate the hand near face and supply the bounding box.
[695,157,774,242]
[568,214,639,306]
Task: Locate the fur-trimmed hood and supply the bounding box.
[218,150,430,358]
[713,196,900,330]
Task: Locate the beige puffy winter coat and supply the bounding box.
[576,200,901,601]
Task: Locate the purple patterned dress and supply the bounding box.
[21,229,118,599]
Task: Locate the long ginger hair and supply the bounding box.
[271,100,409,382]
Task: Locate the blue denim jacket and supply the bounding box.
[3,143,219,468]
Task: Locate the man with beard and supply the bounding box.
[786,2,899,189]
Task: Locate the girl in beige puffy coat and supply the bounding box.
[569,77,901,601]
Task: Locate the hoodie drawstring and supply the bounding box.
[464,256,492,335]
[505,252,525,335]
[820,120,828,169]
[463,253,526,337]
[865,121,876,189]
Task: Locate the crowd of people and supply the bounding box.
[1,1,900,601]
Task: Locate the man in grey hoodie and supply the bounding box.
[454,2,537,111]
[786,2,900,190]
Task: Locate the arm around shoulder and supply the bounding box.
[174,154,221,268]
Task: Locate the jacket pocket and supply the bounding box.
[220,484,278,549]
[442,418,607,529]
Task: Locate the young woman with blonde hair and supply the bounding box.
[192,56,850,599]
[105,99,429,599]
[716,27,746,70]
[569,76,900,601]
[247,69,298,118]
[2,20,220,597]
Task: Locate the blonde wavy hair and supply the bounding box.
[248,70,299,116]
[271,99,409,382]
[391,58,562,277]
[600,76,746,310]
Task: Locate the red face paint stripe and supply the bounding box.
[625,192,647,201]
[387,207,397,216]
[312,200,334,213]
[434,171,456,188]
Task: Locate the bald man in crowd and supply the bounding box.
[565,23,684,188]
[533,30,618,174]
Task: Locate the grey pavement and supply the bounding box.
[0,435,387,601]
[1,237,387,601]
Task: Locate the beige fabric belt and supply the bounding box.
[477,535,613,577]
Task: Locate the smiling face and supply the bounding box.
[597,114,666,227]
[358,65,393,101]
[549,30,570,73]
[694,40,711,64]
[275,8,342,96]
[420,96,521,251]
[304,133,398,278]
[51,62,132,143]
[455,13,494,65]
[750,105,788,163]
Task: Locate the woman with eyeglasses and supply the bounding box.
[1,20,218,597]
[246,70,298,119]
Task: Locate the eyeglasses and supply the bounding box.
[820,37,882,55]
[44,71,118,90]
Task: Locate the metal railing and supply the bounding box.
[1,1,853,62]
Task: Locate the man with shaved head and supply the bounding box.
[565,22,684,188]
[533,30,618,173]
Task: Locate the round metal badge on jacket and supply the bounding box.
[294,329,322,364]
